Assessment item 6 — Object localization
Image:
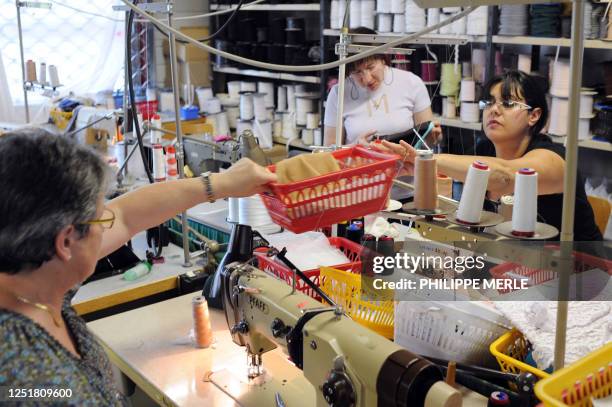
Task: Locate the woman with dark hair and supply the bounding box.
[324,26,441,146]
[0,129,277,404]
[378,70,602,241]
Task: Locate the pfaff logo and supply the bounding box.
[249,296,269,315]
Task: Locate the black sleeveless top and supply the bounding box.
[475,134,603,242]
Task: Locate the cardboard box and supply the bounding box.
[162,26,210,63]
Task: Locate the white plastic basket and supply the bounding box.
[394,301,511,367]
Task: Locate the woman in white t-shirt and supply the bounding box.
[324,27,441,146]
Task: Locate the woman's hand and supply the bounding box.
[430,121,443,145]
[373,140,418,176]
[212,158,278,197]
[356,130,378,146]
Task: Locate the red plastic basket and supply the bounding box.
[490,249,612,294]
[136,100,159,120]
[259,146,401,233]
[254,237,364,300]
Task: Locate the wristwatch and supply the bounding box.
[200,172,216,203]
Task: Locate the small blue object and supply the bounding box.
[180,105,200,120]
[112,91,124,109]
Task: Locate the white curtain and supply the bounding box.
[0,50,15,122]
[0,0,125,124]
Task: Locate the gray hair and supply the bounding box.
[0,128,109,273]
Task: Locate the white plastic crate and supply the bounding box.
[394,301,511,368]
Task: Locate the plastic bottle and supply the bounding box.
[122,261,152,281]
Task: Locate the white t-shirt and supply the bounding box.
[324,67,431,145]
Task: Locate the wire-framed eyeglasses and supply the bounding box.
[479,99,532,111]
[82,207,115,230]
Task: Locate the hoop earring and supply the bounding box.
[350,77,359,100]
[384,65,394,86]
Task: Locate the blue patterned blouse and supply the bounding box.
[0,291,127,406]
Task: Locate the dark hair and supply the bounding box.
[483,70,549,137]
[0,129,109,273]
[346,27,389,74]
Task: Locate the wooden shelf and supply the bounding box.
[435,115,482,131]
[213,66,320,84]
[492,35,612,50]
[323,29,483,45]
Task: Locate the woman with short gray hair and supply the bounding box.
[0,129,277,405]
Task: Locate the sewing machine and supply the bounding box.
[213,226,489,407]
[183,129,268,175]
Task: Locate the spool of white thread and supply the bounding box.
[236,119,253,135]
[277,85,288,111]
[240,93,255,120]
[159,91,175,113]
[196,87,214,111]
[377,0,392,13]
[213,111,230,136]
[253,93,268,121]
[306,112,320,129]
[204,97,222,114]
[295,84,307,94]
[451,14,467,35]
[282,112,298,139]
[266,107,275,121]
[257,82,275,108]
[472,49,486,83]
[378,13,393,32]
[457,161,490,224]
[227,81,241,99]
[225,105,239,128]
[580,91,595,118]
[338,0,347,28]
[314,128,323,146]
[287,85,296,112]
[330,0,340,29]
[48,65,60,87]
[405,1,426,32]
[443,97,456,119]
[301,128,314,145]
[427,8,440,33]
[393,13,406,33]
[296,96,315,126]
[361,0,376,29]
[518,54,531,73]
[512,168,538,237]
[240,81,256,93]
[39,62,46,85]
[460,79,476,102]
[238,195,278,233]
[228,197,239,223]
[152,144,166,182]
[438,12,453,35]
[549,97,568,136]
[350,0,362,28]
[391,0,405,13]
[254,119,273,149]
[466,6,488,35]
[273,119,282,138]
[460,102,480,123]
[550,60,570,97]
[578,118,591,140]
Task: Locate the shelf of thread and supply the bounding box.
[322,29,481,45]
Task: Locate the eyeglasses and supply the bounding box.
[350,61,382,79]
[479,99,532,111]
[82,207,115,230]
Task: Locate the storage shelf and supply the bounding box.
[550,136,612,152]
[213,66,320,84]
[210,3,320,11]
[435,115,482,131]
[323,29,484,45]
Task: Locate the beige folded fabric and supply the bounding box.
[275,152,340,184]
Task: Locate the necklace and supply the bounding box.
[0,288,63,327]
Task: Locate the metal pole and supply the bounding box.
[554,0,585,371]
[335,27,349,147]
[123,11,130,178]
[16,1,30,123]
[166,1,191,267]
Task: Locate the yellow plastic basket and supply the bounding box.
[535,342,612,407]
[490,329,550,380]
[320,266,394,339]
